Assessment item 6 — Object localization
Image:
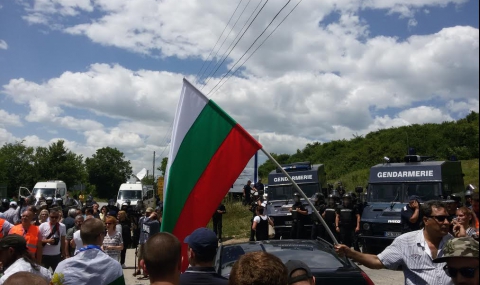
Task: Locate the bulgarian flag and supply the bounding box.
[161,78,262,270]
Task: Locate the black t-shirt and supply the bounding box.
[180,267,228,285]
[213,204,226,220]
[336,205,358,226]
[243,184,252,200]
[401,205,422,232]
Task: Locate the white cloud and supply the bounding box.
[0,109,22,127]
[3,0,477,173]
[0,128,18,143]
[397,106,454,124]
[0,39,8,50]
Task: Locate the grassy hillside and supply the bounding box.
[331,158,479,191]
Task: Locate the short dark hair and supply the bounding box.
[228,252,288,285]
[80,218,105,245]
[143,233,181,280]
[421,200,447,217]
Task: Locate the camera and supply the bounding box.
[52,237,60,245]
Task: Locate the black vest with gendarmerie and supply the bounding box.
[339,207,355,227]
[324,208,336,224]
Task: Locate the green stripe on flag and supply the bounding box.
[107,274,126,285]
[162,100,235,233]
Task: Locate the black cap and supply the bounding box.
[285,260,313,284]
[0,234,28,251]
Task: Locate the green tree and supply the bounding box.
[85,147,133,199]
[0,141,37,197]
[157,157,168,176]
[33,140,85,188]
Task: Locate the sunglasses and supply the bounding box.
[444,265,477,278]
[426,215,452,223]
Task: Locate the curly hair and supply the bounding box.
[228,252,288,285]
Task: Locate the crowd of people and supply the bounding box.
[0,182,478,285]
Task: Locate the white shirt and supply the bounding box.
[378,229,453,285]
[39,222,66,256]
[0,258,51,284]
[73,230,84,255]
[253,215,268,223]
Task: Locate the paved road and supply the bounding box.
[121,248,404,285]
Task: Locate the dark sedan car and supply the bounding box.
[214,239,374,285]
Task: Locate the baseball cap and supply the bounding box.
[184,227,218,255]
[145,207,154,213]
[9,201,17,207]
[285,260,313,284]
[408,195,421,202]
[0,234,28,251]
[433,237,479,263]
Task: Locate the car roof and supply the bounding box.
[219,239,349,269]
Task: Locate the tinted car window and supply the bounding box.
[263,243,344,268]
[219,241,345,277]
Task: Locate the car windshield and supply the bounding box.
[368,183,442,203]
[268,183,318,201]
[32,188,55,198]
[404,183,442,202]
[218,242,345,277]
[118,190,142,200]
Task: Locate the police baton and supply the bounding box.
[261,149,340,245]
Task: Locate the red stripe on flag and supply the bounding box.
[173,125,261,271]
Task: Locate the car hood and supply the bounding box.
[361,202,404,222]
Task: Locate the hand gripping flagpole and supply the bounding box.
[261,148,340,245]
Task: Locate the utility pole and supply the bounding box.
[153,151,156,181]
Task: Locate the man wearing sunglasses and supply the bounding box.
[433,237,479,285]
[39,209,66,271]
[336,200,466,285]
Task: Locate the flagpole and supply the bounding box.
[260,148,339,245]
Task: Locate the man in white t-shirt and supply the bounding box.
[39,209,66,271]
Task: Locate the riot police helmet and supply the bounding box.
[449,193,462,203]
[342,193,352,206]
[314,192,325,202]
[55,197,63,206]
[466,184,476,191]
[87,195,93,202]
[46,196,53,204]
[1,198,9,208]
[108,199,116,206]
[465,190,473,198]
[293,192,301,202]
[349,192,357,200]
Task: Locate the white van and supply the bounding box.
[116,182,157,209]
[116,182,144,208]
[19,180,67,205]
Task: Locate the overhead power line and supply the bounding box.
[206,0,295,96]
[194,0,246,84]
[201,0,270,90]
[208,0,303,97]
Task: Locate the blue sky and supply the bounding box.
[0,0,478,174]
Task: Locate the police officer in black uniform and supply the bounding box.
[212,202,226,242]
[253,179,265,197]
[465,188,473,208]
[243,180,253,206]
[323,194,338,244]
[289,193,308,239]
[335,193,360,248]
[311,193,326,240]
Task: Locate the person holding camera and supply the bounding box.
[401,195,423,233]
[39,209,66,271]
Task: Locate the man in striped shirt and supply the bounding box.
[336,200,466,285]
